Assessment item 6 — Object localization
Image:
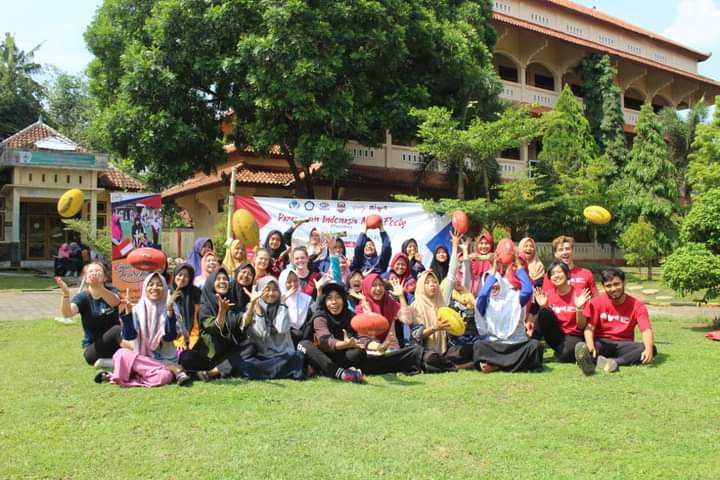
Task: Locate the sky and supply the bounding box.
[2,0,720,80]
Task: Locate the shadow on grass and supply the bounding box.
[651,351,669,367]
[683,323,720,333]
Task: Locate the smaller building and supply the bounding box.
[0,120,143,266]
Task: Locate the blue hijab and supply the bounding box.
[187,237,212,273]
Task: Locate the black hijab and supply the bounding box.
[171,263,201,332]
[199,267,239,320]
[229,261,256,313]
[311,282,355,334]
[263,229,286,259]
[430,245,449,281]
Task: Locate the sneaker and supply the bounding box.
[175,371,192,386]
[596,356,619,373]
[340,368,366,384]
[574,342,596,376]
[94,358,113,369]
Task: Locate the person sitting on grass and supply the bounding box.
[470,230,494,296]
[473,256,544,373]
[240,277,305,380]
[351,221,392,274]
[56,262,121,367]
[170,263,202,356]
[186,237,213,275]
[532,261,592,362]
[401,238,425,278]
[117,273,190,385]
[518,237,545,287]
[253,247,275,280]
[352,272,412,351]
[542,235,598,296]
[575,268,657,375]
[278,268,313,346]
[193,251,218,288]
[222,239,246,274]
[290,246,321,299]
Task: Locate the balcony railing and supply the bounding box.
[623,108,640,125]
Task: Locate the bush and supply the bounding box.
[681,187,720,255]
[662,243,720,302]
[621,217,658,279]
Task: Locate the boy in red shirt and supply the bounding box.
[542,236,598,296]
[575,268,656,375]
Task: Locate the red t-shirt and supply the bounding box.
[544,266,598,296]
[545,289,590,336]
[588,294,651,341]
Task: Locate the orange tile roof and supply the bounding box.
[99,167,145,191]
[493,12,720,90]
[0,119,87,151]
[544,0,710,60]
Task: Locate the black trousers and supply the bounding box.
[83,325,122,365]
[178,343,257,377]
[535,308,584,362]
[594,338,657,366]
[299,341,421,377]
[473,339,544,372]
[445,344,475,365]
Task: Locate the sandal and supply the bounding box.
[175,371,192,386]
[94,371,111,384]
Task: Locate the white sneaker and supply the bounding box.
[94,358,113,369]
[596,356,619,373]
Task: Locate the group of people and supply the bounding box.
[55,217,657,388]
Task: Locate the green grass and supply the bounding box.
[0,275,58,291]
[1,317,719,479]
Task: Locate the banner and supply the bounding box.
[235,196,452,266]
[111,192,163,302]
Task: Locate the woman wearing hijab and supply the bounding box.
[230,261,256,314]
[401,238,425,278]
[241,277,304,380]
[345,271,364,310]
[117,272,191,385]
[518,237,545,286]
[131,217,144,247]
[383,252,417,303]
[222,239,246,273]
[473,256,544,373]
[179,267,254,380]
[429,245,450,282]
[193,251,218,288]
[470,230,494,296]
[186,237,213,274]
[441,237,481,354]
[353,273,412,351]
[278,268,313,346]
[170,263,202,355]
[350,221,392,274]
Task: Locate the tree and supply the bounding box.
[617,103,678,257]
[620,217,659,280]
[679,188,720,255]
[687,96,720,195]
[663,243,720,303]
[46,69,98,148]
[577,53,627,171]
[659,99,708,200]
[0,33,45,139]
[85,0,500,195]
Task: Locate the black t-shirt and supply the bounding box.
[72,287,120,348]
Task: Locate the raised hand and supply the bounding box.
[282,285,297,303]
[451,229,462,249]
[337,329,362,350]
[244,286,263,304]
[459,240,469,259]
[389,278,404,298]
[167,289,182,310]
[55,277,70,297]
[574,288,592,309]
[534,287,548,308]
[348,290,366,303]
[119,288,134,315]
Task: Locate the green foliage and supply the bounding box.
[85,0,500,194]
[45,69,99,149]
[0,33,45,139]
[620,217,658,280]
[212,204,230,262]
[687,96,720,195]
[662,243,720,303]
[61,219,111,258]
[617,104,678,256]
[162,203,192,229]
[577,53,626,170]
[680,187,720,255]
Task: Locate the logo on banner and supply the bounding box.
[319,202,330,211]
[304,201,315,211]
[289,200,300,209]
[336,202,346,213]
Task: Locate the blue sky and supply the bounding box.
[2,0,720,80]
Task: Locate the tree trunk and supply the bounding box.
[647,262,653,281]
[483,167,491,201]
[282,144,306,198]
[457,161,465,200]
[302,164,316,199]
[331,177,339,200]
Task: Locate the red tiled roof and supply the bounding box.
[493,12,720,90]
[544,0,710,61]
[0,119,86,151]
[99,167,145,191]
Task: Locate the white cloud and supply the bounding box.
[663,0,720,52]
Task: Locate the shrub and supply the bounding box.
[662,243,720,302]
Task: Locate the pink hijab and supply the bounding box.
[355,273,400,343]
[133,273,170,357]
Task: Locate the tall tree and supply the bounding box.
[659,99,708,201]
[576,53,627,172]
[85,0,500,194]
[46,69,98,148]
[617,103,678,257]
[0,33,45,139]
[687,96,720,196]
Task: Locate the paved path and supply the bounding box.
[0,289,718,323]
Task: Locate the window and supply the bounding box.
[598,34,615,46]
[66,175,70,183]
[0,198,5,241]
[534,73,555,91]
[96,202,107,230]
[28,173,32,182]
[528,160,539,178]
[654,52,668,64]
[498,65,518,82]
[566,24,583,36]
[79,175,83,184]
[494,1,511,13]
[627,44,642,55]
[41,173,45,182]
[54,174,58,183]
[530,12,550,25]
[217,198,226,213]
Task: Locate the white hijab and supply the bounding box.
[278,268,312,329]
[476,273,525,342]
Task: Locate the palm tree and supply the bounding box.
[0,33,45,139]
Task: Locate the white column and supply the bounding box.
[11,188,20,243]
[90,172,98,235]
[520,143,529,163]
[384,129,392,168]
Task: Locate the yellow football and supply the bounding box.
[57,189,84,218]
[438,307,465,337]
[583,205,612,225]
[231,209,260,247]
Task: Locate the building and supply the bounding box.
[0,120,143,266]
[163,0,720,243]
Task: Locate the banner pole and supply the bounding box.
[225,165,238,247]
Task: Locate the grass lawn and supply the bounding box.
[1,316,719,479]
[0,275,58,291]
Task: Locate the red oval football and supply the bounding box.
[496,238,515,266]
[365,214,383,229]
[451,210,469,234]
[351,312,390,337]
[127,247,167,272]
